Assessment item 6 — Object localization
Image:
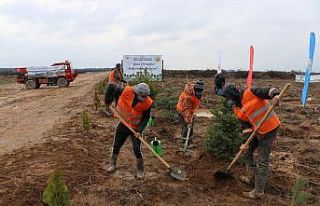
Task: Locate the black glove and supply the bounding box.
[121,79,127,83]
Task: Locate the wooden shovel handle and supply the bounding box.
[227,83,291,171]
[110,106,171,169]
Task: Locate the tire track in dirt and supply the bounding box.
[0,72,106,155]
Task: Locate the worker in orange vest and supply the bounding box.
[108,63,126,85]
[104,63,127,115]
[176,80,204,149]
[221,84,280,199]
[107,83,153,179]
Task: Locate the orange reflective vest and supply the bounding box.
[176,91,200,115]
[109,69,123,84]
[116,86,153,129]
[234,89,280,134]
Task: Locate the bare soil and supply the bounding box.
[0,72,319,206]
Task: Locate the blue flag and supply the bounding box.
[301,32,315,107]
[301,68,311,106]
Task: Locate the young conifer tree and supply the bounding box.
[205,97,242,159]
[42,170,71,206]
[291,176,310,206]
[81,110,90,131]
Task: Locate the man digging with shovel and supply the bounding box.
[221,84,281,199]
[107,83,153,179]
[176,80,204,151]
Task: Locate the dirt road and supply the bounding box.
[0,73,106,155]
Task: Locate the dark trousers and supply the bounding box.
[105,83,120,106]
[214,86,223,96]
[112,122,142,159]
[178,113,193,141]
[244,127,279,193]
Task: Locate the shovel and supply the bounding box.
[110,105,187,181]
[181,116,195,154]
[213,83,291,179]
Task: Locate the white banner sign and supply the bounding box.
[295,74,320,83]
[122,55,163,81]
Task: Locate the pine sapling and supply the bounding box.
[204,97,242,159]
[42,170,71,206]
[291,176,310,206]
[81,110,90,131]
[93,90,101,111]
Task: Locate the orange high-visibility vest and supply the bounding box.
[176,91,200,114]
[108,69,122,84]
[116,86,153,129]
[235,89,280,134]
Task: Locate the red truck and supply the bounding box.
[16,60,77,89]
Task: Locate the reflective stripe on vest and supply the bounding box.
[240,89,280,134]
[116,86,153,129]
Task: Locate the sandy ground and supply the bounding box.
[0,73,106,155]
[0,73,319,205]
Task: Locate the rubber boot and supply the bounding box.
[103,105,113,116]
[107,154,118,173]
[242,164,266,199]
[136,158,144,179]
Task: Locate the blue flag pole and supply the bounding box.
[301,32,316,107]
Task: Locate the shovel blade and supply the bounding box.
[213,170,234,180]
[169,166,187,181]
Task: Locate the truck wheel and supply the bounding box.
[25,80,37,89]
[57,78,68,87]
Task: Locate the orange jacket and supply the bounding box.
[234,89,280,134]
[108,69,123,84]
[116,86,153,129]
[176,91,200,122]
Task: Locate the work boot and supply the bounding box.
[242,189,264,199]
[103,106,113,116]
[136,158,144,179]
[107,154,118,173]
[254,163,269,194]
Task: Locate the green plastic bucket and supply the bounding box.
[150,137,163,157]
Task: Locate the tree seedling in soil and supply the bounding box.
[204,97,242,160]
[93,89,101,111]
[81,110,90,132]
[42,170,72,206]
[95,79,108,95]
[155,88,178,122]
[291,176,310,206]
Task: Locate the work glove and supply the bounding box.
[121,79,127,84]
[271,95,280,106]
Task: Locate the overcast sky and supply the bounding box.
[0,0,319,71]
